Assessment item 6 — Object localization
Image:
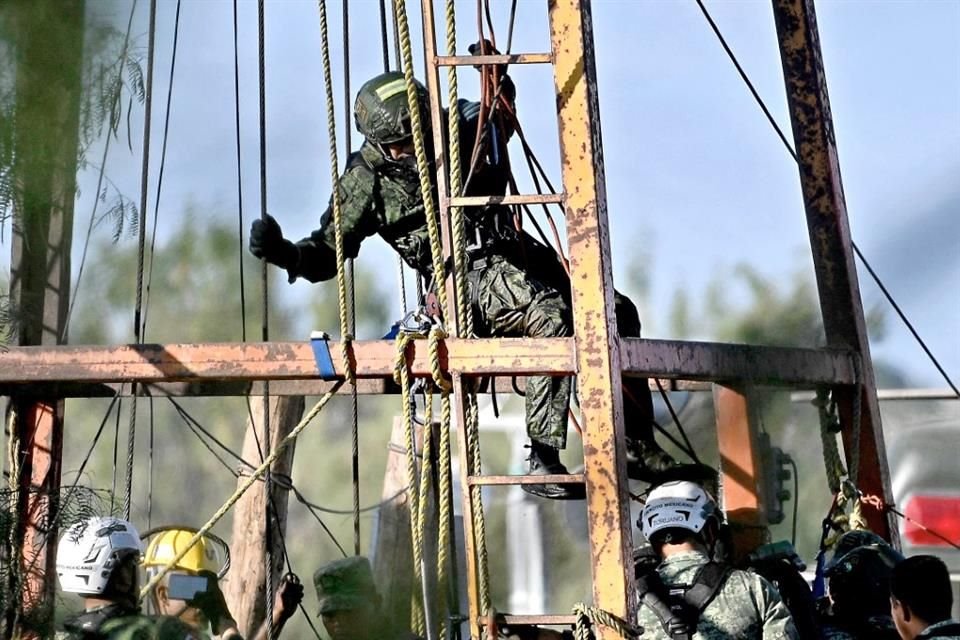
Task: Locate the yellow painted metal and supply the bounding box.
[548,0,636,633]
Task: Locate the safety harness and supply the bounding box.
[635,562,732,640]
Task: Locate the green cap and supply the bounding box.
[313,556,376,615]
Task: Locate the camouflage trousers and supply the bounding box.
[469,254,655,450]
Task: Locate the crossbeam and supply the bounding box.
[0,338,858,388]
[0,377,711,399]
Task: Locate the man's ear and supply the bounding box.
[156,584,169,608]
[901,602,912,623]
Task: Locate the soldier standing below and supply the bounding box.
[890,555,960,640]
[249,46,676,500]
[54,516,199,640]
[635,480,799,639]
[313,556,416,640]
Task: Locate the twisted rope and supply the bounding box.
[814,388,845,494]
[395,332,426,634]
[392,0,447,314]
[316,0,355,385]
[444,0,472,340]
[572,603,639,640]
[139,383,343,600]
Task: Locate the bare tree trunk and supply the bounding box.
[223,395,304,638]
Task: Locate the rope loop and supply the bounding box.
[571,603,639,640]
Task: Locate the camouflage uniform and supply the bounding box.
[918,620,960,639]
[278,98,658,454]
[636,551,799,640]
[56,606,200,640]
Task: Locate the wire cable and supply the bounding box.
[788,456,799,547]
[694,0,958,397]
[233,0,248,342]
[140,0,182,341]
[124,0,159,522]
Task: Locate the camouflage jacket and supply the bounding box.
[918,619,960,639]
[56,609,203,640]
[636,551,799,640]
[289,98,513,284]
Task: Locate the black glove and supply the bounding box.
[249,214,300,272]
[272,573,305,625]
[468,39,507,77]
[188,572,238,636]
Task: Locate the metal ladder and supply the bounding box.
[416,0,631,638]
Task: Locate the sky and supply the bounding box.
[8,0,959,388]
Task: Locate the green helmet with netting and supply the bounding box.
[354,71,429,145]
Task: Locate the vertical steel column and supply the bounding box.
[772,0,895,541]
[713,386,769,563]
[549,0,635,630]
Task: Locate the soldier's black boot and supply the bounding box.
[625,437,678,482]
[522,442,586,500]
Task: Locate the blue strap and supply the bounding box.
[812,549,826,599]
[310,331,338,381]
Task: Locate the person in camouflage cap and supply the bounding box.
[313,556,415,640]
[249,41,677,500]
[635,481,799,639]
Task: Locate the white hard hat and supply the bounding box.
[56,516,143,595]
[639,480,718,542]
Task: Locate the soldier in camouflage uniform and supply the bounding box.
[635,481,799,639]
[54,517,199,640]
[249,48,676,499]
[818,530,903,639]
[313,556,417,640]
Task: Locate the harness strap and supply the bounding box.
[636,562,732,640]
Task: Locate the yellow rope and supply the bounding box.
[814,388,846,494]
[139,383,343,600]
[391,0,447,315]
[572,603,639,640]
[316,0,355,384]
[443,0,472,339]
[396,332,426,634]
[428,326,452,392]
[435,389,452,640]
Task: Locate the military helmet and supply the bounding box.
[354,72,429,145]
[826,530,903,621]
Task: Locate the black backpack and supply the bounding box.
[636,561,732,640]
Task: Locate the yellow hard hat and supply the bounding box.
[142,528,223,575]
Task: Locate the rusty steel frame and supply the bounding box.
[0,339,859,387]
[549,0,636,632]
[772,0,895,541]
[0,377,713,399]
[435,53,553,67]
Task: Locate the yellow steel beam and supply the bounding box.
[549,0,635,633]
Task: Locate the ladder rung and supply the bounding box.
[467,473,584,486]
[435,53,553,67]
[478,615,579,626]
[450,193,564,207]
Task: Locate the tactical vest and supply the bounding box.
[636,561,733,640]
